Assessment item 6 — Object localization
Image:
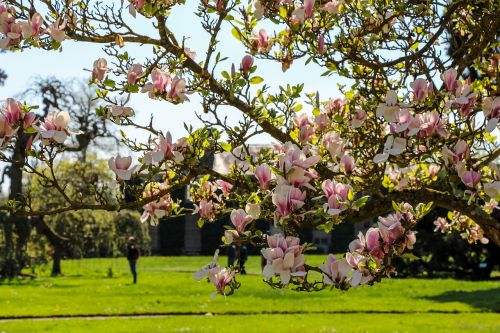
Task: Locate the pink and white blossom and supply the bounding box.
[261,234,306,285]
[92,58,108,81]
[108,155,135,181]
[460,170,481,188]
[230,209,253,234]
[254,164,274,190]
[441,68,457,92]
[251,29,272,53]
[127,63,144,85]
[34,111,81,144]
[410,78,429,101]
[377,90,400,122]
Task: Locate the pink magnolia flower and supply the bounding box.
[350,108,367,129]
[483,96,500,132]
[144,68,170,94]
[251,29,272,53]
[289,186,307,211]
[215,179,233,197]
[195,199,216,220]
[3,98,21,124]
[293,112,315,143]
[23,111,36,128]
[441,68,457,92]
[484,181,500,200]
[404,231,417,250]
[460,170,481,188]
[194,250,219,281]
[413,111,449,138]
[20,13,43,38]
[108,156,135,181]
[320,254,352,286]
[167,76,188,102]
[261,234,306,285]
[322,0,342,14]
[254,0,265,19]
[230,209,253,234]
[224,229,239,244]
[325,98,344,116]
[340,154,355,174]
[365,227,384,259]
[110,105,134,118]
[304,0,315,17]
[322,131,346,158]
[92,58,108,81]
[433,217,449,232]
[141,183,172,224]
[442,140,468,165]
[240,55,254,75]
[46,19,69,42]
[279,142,320,172]
[377,90,400,122]
[143,132,181,164]
[322,179,352,215]
[378,213,405,247]
[410,78,428,101]
[255,164,274,190]
[0,113,17,146]
[287,167,313,188]
[373,136,407,163]
[272,185,305,217]
[315,112,330,131]
[429,164,441,178]
[207,266,235,297]
[128,0,145,17]
[127,63,144,85]
[34,111,81,144]
[318,34,325,55]
[390,109,413,134]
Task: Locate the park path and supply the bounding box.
[0,309,487,322]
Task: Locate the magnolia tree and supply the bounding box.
[1,0,499,294]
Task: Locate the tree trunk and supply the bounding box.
[1,133,29,279]
[51,247,63,277]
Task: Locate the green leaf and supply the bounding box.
[401,253,420,261]
[353,195,370,208]
[347,190,354,201]
[220,142,232,152]
[197,219,205,228]
[103,79,115,88]
[23,127,38,134]
[231,28,242,41]
[249,76,264,84]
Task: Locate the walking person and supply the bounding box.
[227,244,237,267]
[127,236,140,284]
[239,244,248,275]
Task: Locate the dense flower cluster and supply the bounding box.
[0,3,68,50]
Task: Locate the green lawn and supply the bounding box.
[0,256,499,332]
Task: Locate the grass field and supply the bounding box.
[0,256,499,332]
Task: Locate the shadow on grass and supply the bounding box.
[420,287,500,312]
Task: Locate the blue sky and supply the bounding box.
[1,0,344,147]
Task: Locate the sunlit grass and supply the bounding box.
[0,256,498,332]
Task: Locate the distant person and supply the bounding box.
[239,244,248,275]
[227,244,237,267]
[127,236,140,284]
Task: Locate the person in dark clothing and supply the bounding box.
[227,244,237,267]
[239,244,248,275]
[127,236,140,284]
